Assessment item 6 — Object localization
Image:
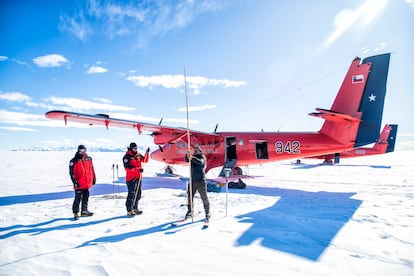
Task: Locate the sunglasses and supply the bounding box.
[79,149,86,153]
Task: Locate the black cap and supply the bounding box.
[130,142,137,149]
[77,145,86,151]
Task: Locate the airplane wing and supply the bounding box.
[45,110,220,145]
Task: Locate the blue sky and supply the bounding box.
[1,0,413,150]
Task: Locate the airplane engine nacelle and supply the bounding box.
[153,133,185,145]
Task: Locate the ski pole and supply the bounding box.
[111,164,115,199]
[116,164,120,196]
[223,168,231,217]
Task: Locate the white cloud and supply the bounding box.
[109,112,198,125]
[59,0,226,46]
[59,12,93,42]
[406,0,414,8]
[0,92,31,103]
[44,97,135,112]
[178,104,216,112]
[0,91,47,108]
[320,0,389,50]
[0,92,137,113]
[126,74,246,95]
[0,109,98,128]
[93,97,113,104]
[0,56,8,61]
[87,65,108,74]
[0,126,36,132]
[32,54,70,68]
[0,109,61,127]
[0,92,55,109]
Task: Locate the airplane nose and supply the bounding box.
[150,148,162,162]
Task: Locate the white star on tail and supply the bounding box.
[369,94,376,102]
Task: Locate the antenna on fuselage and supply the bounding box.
[159,117,163,125]
[214,123,218,133]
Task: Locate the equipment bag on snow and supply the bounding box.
[228,178,246,189]
[207,181,221,193]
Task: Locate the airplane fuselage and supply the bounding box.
[151,131,354,172]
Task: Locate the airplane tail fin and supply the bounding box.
[384,124,398,153]
[354,54,390,147]
[371,124,397,153]
[310,53,390,146]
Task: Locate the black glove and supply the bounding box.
[146,147,150,154]
[93,177,96,185]
[73,180,79,188]
[139,168,144,173]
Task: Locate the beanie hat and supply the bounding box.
[129,142,137,149]
[77,145,86,151]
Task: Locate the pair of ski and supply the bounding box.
[171,217,209,229]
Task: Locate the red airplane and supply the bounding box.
[45,53,391,176]
[303,123,398,165]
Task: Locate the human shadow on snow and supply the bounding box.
[1,177,361,261]
[0,216,126,240]
[0,176,184,206]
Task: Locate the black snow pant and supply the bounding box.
[72,189,90,214]
[126,178,141,212]
[187,180,210,217]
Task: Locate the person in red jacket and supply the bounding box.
[123,142,149,216]
[69,145,96,220]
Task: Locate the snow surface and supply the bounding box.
[0,150,413,275]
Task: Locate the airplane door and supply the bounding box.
[225,137,237,161]
[219,136,239,177]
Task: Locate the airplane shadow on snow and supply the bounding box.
[0,176,361,261]
[230,186,362,261]
[289,162,392,169]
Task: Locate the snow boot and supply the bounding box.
[81,210,93,217]
[185,211,193,219]
[133,209,143,215]
[74,213,80,220]
[127,210,136,216]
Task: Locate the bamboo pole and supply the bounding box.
[184,67,193,222]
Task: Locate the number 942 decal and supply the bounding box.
[275,141,301,154]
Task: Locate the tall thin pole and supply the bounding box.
[111,164,115,199]
[224,168,231,217]
[184,67,193,222]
